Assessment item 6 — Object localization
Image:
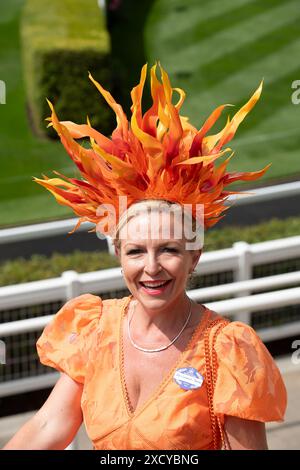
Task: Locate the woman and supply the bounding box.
[2,199,287,450]
[2,63,287,450]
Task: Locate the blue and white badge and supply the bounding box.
[173,367,204,390]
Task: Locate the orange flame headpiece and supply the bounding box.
[34,62,271,237]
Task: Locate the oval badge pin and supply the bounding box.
[173,367,204,390]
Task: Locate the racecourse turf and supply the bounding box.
[1,0,300,227]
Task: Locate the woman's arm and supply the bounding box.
[2,372,83,450]
[223,415,268,450]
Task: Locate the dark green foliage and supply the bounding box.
[21,0,113,137]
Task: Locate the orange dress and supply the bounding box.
[36,293,287,450]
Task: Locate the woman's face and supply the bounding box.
[115,210,201,310]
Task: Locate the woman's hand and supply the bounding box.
[2,372,83,450]
[223,415,268,450]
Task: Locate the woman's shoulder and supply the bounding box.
[61,292,131,310]
[202,309,278,367]
[61,293,133,322]
[209,316,287,422]
[36,293,132,383]
[59,293,102,312]
[203,306,258,339]
[213,317,264,347]
[100,294,133,314]
[202,306,231,331]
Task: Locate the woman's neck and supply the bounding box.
[129,294,193,342]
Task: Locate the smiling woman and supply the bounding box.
[113,199,202,312]
[2,63,287,450]
[3,199,287,450]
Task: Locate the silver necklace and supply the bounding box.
[127,298,193,353]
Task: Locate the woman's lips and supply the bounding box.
[139,279,172,295]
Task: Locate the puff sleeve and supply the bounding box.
[213,321,287,422]
[36,294,103,384]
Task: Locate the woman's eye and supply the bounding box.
[126,247,178,255]
[127,249,141,255]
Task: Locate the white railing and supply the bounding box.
[1,279,299,339]
[0,235,300,398]
[0,280,299,399]
[1,181,300,248]
[229,180,300,204]
[1,236,300,311]
[0,218,94,243]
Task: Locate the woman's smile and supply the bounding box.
[114,209,202,317]
[139,279,173,295]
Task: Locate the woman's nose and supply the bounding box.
[144,254,162,275]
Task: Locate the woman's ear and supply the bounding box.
[114,245,120,258]
[191,249,202,270]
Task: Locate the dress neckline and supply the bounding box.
[118,294,210,420]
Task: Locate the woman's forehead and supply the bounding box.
[123,239,184,249]
[119,211,189,242]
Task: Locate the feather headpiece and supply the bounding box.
[34,62,271,237]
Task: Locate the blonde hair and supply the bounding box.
[112,199,203,251]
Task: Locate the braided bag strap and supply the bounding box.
[204,317,231,450]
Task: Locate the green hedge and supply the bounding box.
[21,0,113,138]
[204,215,300,251]
[1,216,300,287]
[0,250,120,287]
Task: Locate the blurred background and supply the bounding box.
[0,0,299,450]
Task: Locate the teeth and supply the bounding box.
[142,281,169,288]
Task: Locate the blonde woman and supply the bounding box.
[3,63,287,450]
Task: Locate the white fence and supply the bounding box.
[1,236,300,309]
[0,236,300,398]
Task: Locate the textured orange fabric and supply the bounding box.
[36,294,287,450]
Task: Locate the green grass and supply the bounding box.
[0,0,80,227]
[1,0,300,229]
[144,0,300,188]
